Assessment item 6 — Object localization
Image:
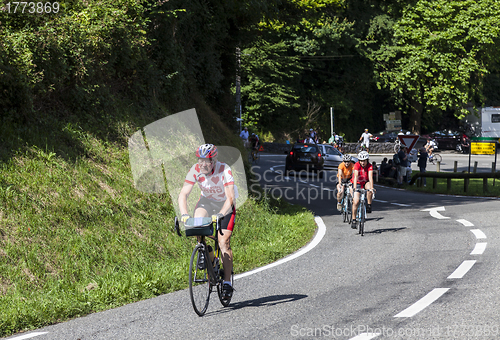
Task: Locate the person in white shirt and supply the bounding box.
[239,127,249,148]
[425,138,437,159]
[359,129,372,152]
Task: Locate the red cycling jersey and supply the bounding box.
[350,162,373,187]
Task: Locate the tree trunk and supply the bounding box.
[409,98,423,134]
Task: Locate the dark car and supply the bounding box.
[371,130,409,143]
[285,143,324,177]
[421,130,462,150]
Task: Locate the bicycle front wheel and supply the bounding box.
[359,203,365,236]
[253,152,260,164]
[189,245,211,316]
[434,154,442,163]
[394,141,401,153]
[217,267,234,307]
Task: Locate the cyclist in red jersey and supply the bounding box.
[350,151,375,229]
[178,144,236,299]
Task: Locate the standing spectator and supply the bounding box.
[380,157,388,170]
[309,128,316,140]
[418,147,428,186]
[372,161,379,182]
[397,145,408,185]
[359,129,372,152]
[460,134,470,154]
[239,127,249,147]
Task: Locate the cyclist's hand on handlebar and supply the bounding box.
[212,213,224,223]
[180,214,190,223]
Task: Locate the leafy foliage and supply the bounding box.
[372,0,500,132]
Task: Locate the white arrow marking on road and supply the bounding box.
[394,288,449,318]
[456,219,474,227]
[421,206,450,219]
[448,260,476,279]
[8,332,48,340]
[471,242,487,255]
[234,216,326,280]
[470,229,487,239]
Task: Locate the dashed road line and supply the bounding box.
[447,260,477,279]
[471,242,487,255]
[470,229,487,239]
[457,219,474,227]
[391,202,411,207]
[394,288,450,318]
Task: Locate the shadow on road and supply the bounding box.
[206,294,307,316]
[365,227,407,234]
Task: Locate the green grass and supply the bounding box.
[407,172,500,197]
[0,107,316,336]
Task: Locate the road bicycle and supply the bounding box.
[427,153,442,165]
[339,181,352,224]
[353,188,375,236]
[175,215,233,316]
[248,145,261,164]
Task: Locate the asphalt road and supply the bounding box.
[5,154,500,340]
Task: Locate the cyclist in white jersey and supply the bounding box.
[178,144,236,299]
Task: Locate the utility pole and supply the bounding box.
[330,107,334,137]
[235,47,242,133]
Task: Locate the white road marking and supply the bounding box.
[471,243,487,255]
[391,202,411,207]
[7,332,48,340]
[470,229,487,239]
[373,199,388,203]
[349,333,381,340]
[421,206,450,219]
[448,260,476,279]
[456,219,474,227]
[394,288,449,318]
[234,216,326,280]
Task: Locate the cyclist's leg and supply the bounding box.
[336,182,343,203]
[365,182,373,205]
[351,188,360,221]
[218,207,235,285]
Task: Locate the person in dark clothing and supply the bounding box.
[417,147,428,186]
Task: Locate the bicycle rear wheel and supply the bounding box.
[434,154,442,163]
[189,245,211,316]
[342,198,348,223]
[217,267,234,307]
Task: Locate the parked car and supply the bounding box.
[371,130,410,143]
[421,130,462,150]
[317,144,358,169]
[285,143,324,177]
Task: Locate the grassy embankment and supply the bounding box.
[0,102,316,336]
[406,171,500,196]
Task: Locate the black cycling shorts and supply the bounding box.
[194,196,236,231]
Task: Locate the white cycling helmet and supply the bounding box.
[342,154,352,162]
[358,151,369,160]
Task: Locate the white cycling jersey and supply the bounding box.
[184,161,235,202]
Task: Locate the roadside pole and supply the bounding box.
[330,107,334,137]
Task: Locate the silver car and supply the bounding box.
[317,144,358,169]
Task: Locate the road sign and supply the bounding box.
[397,135,420,152]
[471,142,495,155]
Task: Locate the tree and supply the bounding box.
[372,0,500,133]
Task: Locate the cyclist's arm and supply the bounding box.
[219,184,235,215]
[178,182,195,216]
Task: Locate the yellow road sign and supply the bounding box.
[471,142,496,155]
